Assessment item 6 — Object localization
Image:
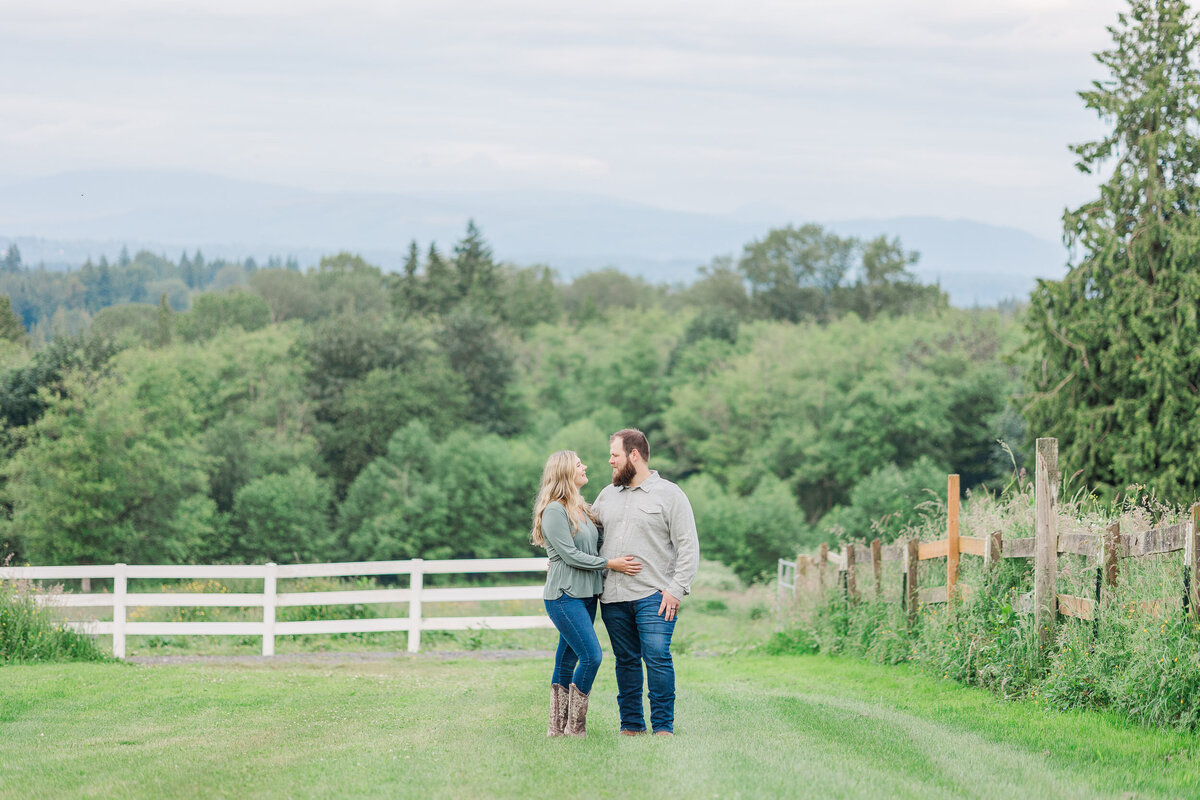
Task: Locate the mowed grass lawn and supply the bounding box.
[3,653,1198,800]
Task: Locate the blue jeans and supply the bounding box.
[600,592,677,733]
[544,594,602,694]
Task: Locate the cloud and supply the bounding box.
[0,0,1127,238]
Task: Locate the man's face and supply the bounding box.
[609,439,636,487]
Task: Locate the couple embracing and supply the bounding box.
[530,428,700,738]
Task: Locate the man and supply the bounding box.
[593,428,700,736]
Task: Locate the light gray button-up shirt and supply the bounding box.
[592,471,700,603]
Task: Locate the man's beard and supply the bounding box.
[612,460,637,487]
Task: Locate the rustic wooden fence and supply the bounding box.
[778,438,1200,639]
[0,557,553,659]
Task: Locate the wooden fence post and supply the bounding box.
[797,555,809,600]
[1103,522,1120,588]
[262,562,277,657]
[1034,438,1059,647]
[113,563,127,660]
[408,559,424,653]
[986,531,1003,570]
[818,543,829,591]
[845,544,857,603]
[1189,505,1200,619]
[871,538,882,599]
[947,474,960,602]
[906,537,919,626]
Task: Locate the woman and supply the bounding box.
[531,450,640,738]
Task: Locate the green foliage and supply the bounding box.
[784,484,1200,732]
[0,294,26,343]
[231,466,334,563]
[90,303,159,345]
[683,473,813,583]
[0,219,1012,582]
[275,576,381,624]
[739,224,855,322]
[248,268,323,322]
[665,311,1019,519]
[0,249,249,340]
[736,225,943,324]
[177,289,271,342]
[561,268,666,321]
[300,313,468,492]
[0,578,109,663]
[0,335,118,432]
[678,256,751,318]
[817,456,947,542]
[437,305,527,435]
[1023,0,1200,504]
[339,422,541,561]
[4,354,220,564]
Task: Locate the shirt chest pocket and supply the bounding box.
[638,503,665,518]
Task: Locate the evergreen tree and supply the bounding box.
[453,219,499,305]
[0,294,26,343]
[424,243,455,314]
[1023,0,1200,500]
[2,244,22,273]
[394,240,424,314]
[118,245,131,267]
[154,292,173,348]
[180,251,197,288]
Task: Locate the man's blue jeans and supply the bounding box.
[544,594,602,694]
[600,592,677,733]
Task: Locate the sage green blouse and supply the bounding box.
[541,501,606,600]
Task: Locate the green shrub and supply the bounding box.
[778,486,1200,730]
[0,580,109,664]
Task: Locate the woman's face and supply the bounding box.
[573,457,588,488]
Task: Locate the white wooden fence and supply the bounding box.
[0,557,553,659]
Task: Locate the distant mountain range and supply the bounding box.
[0,170,1068,306]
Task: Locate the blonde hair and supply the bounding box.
[530,450,591,548]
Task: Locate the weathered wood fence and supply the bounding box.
[778,439,1200,638]
[0,557,553,659]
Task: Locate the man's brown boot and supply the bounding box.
[547,683,568,737]
[564,683,590,737]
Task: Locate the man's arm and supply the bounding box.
[659,487,700,621]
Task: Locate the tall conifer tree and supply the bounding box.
[1024,0,1200,500]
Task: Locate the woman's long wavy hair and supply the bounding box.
[530,450,591,548]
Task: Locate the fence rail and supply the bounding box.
[781,438,1200,633]
[0,557,552,658]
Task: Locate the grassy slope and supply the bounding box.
[3,654,1197,800]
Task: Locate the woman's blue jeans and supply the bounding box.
[544,594,602,694]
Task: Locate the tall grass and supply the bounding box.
[0,575,109,664]
[776,482,1200,731]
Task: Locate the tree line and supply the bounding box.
[1,220,983,581]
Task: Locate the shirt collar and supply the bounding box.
[616,470,661,493]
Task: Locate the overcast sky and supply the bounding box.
[1,0,1126,239]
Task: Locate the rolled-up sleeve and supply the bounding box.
[666,490,700,598]
[543,504,607,571]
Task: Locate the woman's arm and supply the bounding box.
[542,504,607,570]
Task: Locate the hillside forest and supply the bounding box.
[0,223,1012,581]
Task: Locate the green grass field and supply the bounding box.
[3,652,1198,799]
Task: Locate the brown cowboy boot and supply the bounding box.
[564,683,590,737]
[547,683,568,737]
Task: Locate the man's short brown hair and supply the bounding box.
[611,428,650,463]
